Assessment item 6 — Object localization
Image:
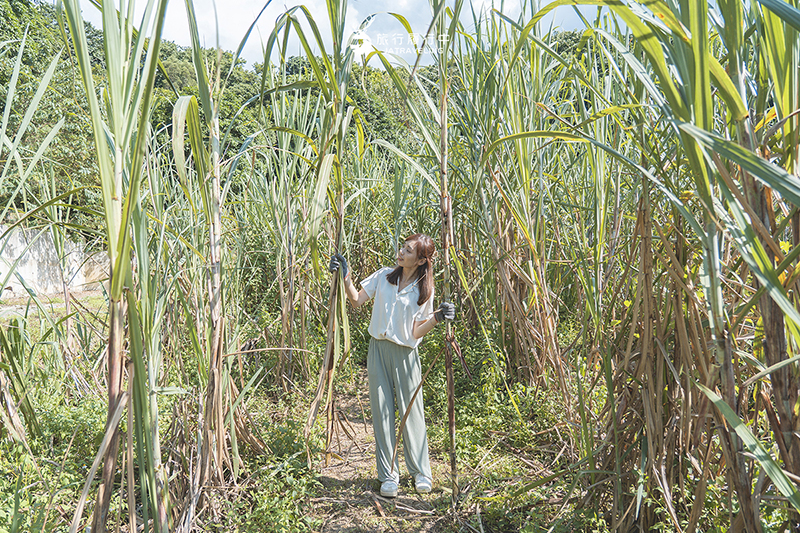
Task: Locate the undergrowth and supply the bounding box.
[1,302,747,532]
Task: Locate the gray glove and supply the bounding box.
[434,302,456,323]
[328,253,349,278]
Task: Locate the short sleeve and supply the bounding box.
[360,267,387,299]
[415,287,435,322]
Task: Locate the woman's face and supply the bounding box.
[397,241,425,269]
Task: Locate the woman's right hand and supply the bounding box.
[328,253,349,278]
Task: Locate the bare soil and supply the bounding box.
[309,369,461,532]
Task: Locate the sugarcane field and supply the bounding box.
[1,0,800,530]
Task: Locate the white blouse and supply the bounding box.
[360,266,435,348]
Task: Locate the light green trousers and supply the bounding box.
[367,338,432,483]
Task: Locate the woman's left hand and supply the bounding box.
[434,302,456,323]
[328,253,349,278]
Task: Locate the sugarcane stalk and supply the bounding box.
[439,75,458,498]
[92,297,125,532]
[199,105,227,490]
[324,175,345,466]
[304,148,344,465]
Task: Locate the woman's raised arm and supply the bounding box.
[329,253,370,307]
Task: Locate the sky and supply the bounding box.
[76,0,595,68]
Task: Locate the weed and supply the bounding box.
[225,454,322,532]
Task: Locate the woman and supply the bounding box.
[329,234,455,498]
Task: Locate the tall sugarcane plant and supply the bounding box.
[507,0,800,528]
[429,0,463,498]
[171,0,232,496]
[238,67,323,386]
[59,0,170,530]
[170,0,276,512]
[260,0,370,464]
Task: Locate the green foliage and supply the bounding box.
[0,0,102,231]
[0,0,60,68]
[225,456,322,532]
[154,40,197,92]
[348,63,412,146]
[34,391,106,470]
[237,221,279,320]
[0,317,41,439]
[0,443,49,533]
[0,365,102,532]
[266,419,306,458]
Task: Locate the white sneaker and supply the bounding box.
[380,480,398,498]
[415,474,432,493]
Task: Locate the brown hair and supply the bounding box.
[386,234,435,306]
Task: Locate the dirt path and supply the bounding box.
[310,369,456,532]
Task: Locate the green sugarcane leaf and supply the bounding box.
[0,30,26,147]
[183,0,213,125]
[481,131,587,168]
[153,386,190,396]
[261,11,290,105]
[287,6,336,102]
[698,383,800,513]
[186,100,210,184]
[759,0,800,32]
[690,0,712,130]
[21,118,64,186]
[222,0,273,90]
[175,288,205,383]
[681,123,800,207]
[709,57,748,121]
[11,474,22,533]
[718,186,800,344]
[61,0,117,252]
[412,65,442,126]
[172,94,210,216]
[743,354,800,388]
[224,368,264,427]
[387,12,423,53]
[310,153,336,276]
[230,391,240,479]
[7,48,63,166]
[373,139,439,190]
[172,96,196,192]
[269,126,319,157]
[352,107,366,160]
